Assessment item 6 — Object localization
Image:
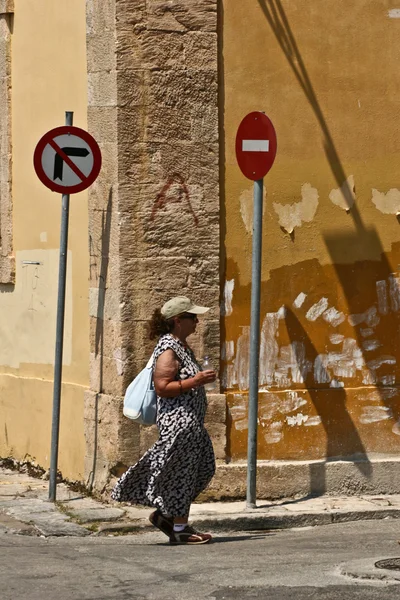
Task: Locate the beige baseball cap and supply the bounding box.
[161,296,210,320]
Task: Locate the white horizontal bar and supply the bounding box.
[242,139,270,152]
[388,9,400,18]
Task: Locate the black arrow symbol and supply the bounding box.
[53,147,90,181]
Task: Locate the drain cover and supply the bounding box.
[375,558,400,571]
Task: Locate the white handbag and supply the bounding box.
[123,353,157,425]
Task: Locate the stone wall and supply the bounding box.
[85,0,223,492]
[0,0,14,284]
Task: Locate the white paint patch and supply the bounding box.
[330,379,345,388]
[264,421,283,444]
[366,355,396,370]
[360,406,392,424]
[372,188,400,214]
[379,374,396,386]
[229,400,248,431]
[360,328,374,338]
[315,338,365,384]
[329,174,355,211]
[273,183,319,234]
[240,187,266,234]
[222,341,234,361]
[306,297,329,321]
[293,292,307,309]
[232,327,251,390]
[348,306,380,327]
[323,307,346,327]
[388,9,400,18]
[330,334,344,345]
[376,280,389,315]
[305,416,322,426]
[286,413,309,426]
[278,391,307,414]
[223,279,234,316]
[40,232,47,242]
[362,340,381,352]
[389,275,400,312]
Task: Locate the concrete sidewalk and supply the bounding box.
[1,466,400,537]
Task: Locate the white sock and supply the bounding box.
[173,524,186,532]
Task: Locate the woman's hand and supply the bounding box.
[193,370,217,388]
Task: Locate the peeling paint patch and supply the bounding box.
[286,413,309,426]
[348,306,380,327]
[305,416,322,426]
[376,280,389,315]
[360,328,374,338]
[223,279,234,316]
[362,340,381,352]
[330,379,345,388]
[273,183,319,234]
[323,307,346,327]
[329,175,355,211]
[330,334,344,345]
[360,406,392,424]
[240,187,266,234]
[366,355,396,370]
[379,374,396,385]
[372,188,400,214]
[222,341,235,361]
[306,297,329,321]
[278,391,307,414]
[388,9,400,18]
[389,275,400,311]
[264,421,283,444]
[293,292,307,309]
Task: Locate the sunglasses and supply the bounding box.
[180,313,198,321]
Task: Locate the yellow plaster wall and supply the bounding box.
[0,0,89,479]
[222,1,400,460]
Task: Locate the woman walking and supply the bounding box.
[111,296,217,545]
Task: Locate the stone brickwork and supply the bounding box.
[85,0,223,492]
[0,1,14,284]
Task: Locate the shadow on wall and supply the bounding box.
[86,188,113,492]
[285,307,372,494]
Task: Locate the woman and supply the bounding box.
[111,296,217,545]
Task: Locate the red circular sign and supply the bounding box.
[33,125,102,194]
[235,112,277,181]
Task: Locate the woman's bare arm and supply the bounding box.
[153,349,216,398]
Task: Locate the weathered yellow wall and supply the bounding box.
[0,0,89,479]
[222,1,400,460]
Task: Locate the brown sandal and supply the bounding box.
[169,525,212,545]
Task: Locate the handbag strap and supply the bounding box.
[146,352,155,369]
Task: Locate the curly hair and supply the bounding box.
[148,308,174,340]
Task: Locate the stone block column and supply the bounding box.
[85,0,224,493]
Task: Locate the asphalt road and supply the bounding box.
[1,519,400,599]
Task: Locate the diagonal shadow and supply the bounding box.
[257,0,400,438]
[285,307,372,493]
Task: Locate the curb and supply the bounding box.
[90,508,400,536]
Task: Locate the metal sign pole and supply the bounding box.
[49,111,73,502]
[246,178,263,509]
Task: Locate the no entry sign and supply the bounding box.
[34,125,102,194]
[235,112,277,181]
